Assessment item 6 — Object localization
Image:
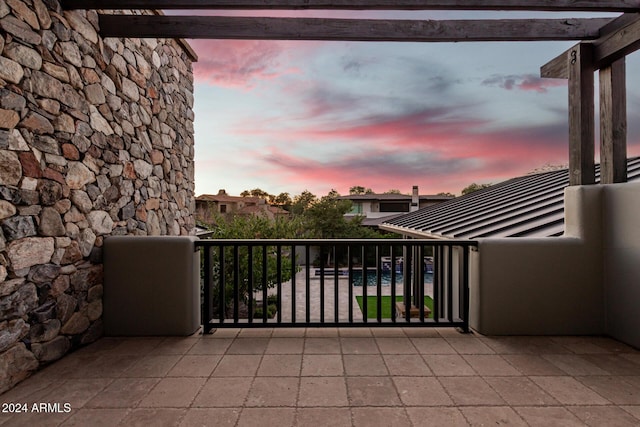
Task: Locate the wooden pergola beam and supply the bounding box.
[599,59,627,184]
[97,15,612,40]
[60,0,640,12]
[541,13,640,77]
[568,43,595,186]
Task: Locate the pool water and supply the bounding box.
[351,270,433,287]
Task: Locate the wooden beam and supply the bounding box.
[97,15,612,40]
[61,0,640,12]
[599,58,627,183]
[568,43,595,186]
[541,13,640,78]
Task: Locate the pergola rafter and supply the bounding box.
[96,16,613,41]
[60,1,640,187]
[60,0,640,12]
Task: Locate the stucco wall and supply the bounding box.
[603,182,640,347]
[471,186,604,335]
[0,1,196,392]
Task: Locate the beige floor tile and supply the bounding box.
[423,354,476,376]
[270,328,306,337]
[138,377,206,407]
[515,406,585,427]
[107,338,164,356]
[192,377,253,407]
[463,355,522,376]
[402,328,440,338]
[246,377,299,407]
[238,328,273,337]
[375,337,417,354]
[347,377,402,406]
[122,354,182,378]
[542,354,610,376]
[38,378,113,409]
[530,376,610,405]
[485,377,559,406]
[226,338,270,354]
[411,337,457,354]
[393,377,453,406]
[167,355,221,377]
[179,408,240,427]
[480,336,570,355]
[577,376,640,404]
[340,337,380,354]
[406,407,469,426]
[370,328,407,337]
[439,377,505,406]
[581,354,640,376]
[339,327,373,337]
[59,408,129,427]
[306,328,339,337]
[446,337,495,354]
[154,337,199,355]
[27,353,96,380]
[69,354,142,379]
[550,336,617,354]
[568,405,640,426]
[265,338,304,354]
[383,354,433,376]
[434,328,467,338]
[298,377,349,407]
[0,410,72,427]
[0,374,58,402]
[501,354,567,376]
[301,355,344,376]
[207,328,240,338]
[258,355,302,376]
[237,408,296,427]
[84,378,160,408]
[187,338,233,355]
[119,408,186,427]
[351,407,410,427]
[303,338,341,354]
[344,354,388,376]
[461,407,528,426]
[620,405,640,420]
[296,408,352,426]
[212,355,262,377]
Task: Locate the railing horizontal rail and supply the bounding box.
[195,239,477,333]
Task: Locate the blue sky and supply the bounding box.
[188,11,640,196]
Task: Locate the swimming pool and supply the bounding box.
[351,270,433,287]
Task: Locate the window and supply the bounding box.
[220,204,227,213]
[379,202,409,212]
[349,202,363,214]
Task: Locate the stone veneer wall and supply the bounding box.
[0,1,196,392]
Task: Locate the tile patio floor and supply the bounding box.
[3,328,640,426]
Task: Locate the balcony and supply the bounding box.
[2,329,640,425]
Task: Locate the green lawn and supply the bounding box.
[355,295,434,319]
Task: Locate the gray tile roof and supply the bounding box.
[380,157,640,239]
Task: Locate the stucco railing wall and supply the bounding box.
[0,1,196,392]
[603,182,640,348]
[471,186,605,335]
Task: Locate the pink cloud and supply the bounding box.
[190,40,302,88]
[483,74,567,93]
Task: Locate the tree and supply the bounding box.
[274,192,292,208]
[437,192,455,197]
[384,189,402,194]
[461,183,492,195]
[349,186,374,195]
[290,190,317,215]
[241,188,271,199]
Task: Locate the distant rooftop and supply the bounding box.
[381,157,640,239]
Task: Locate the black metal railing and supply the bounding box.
[195,239,477,333]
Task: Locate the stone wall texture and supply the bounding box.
[0,0,196,393]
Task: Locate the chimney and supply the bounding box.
[411,185,419,212]
[217,189,227,195]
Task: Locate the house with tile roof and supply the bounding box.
[195,189,289,224]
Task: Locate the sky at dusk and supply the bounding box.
[187,10,640,197]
